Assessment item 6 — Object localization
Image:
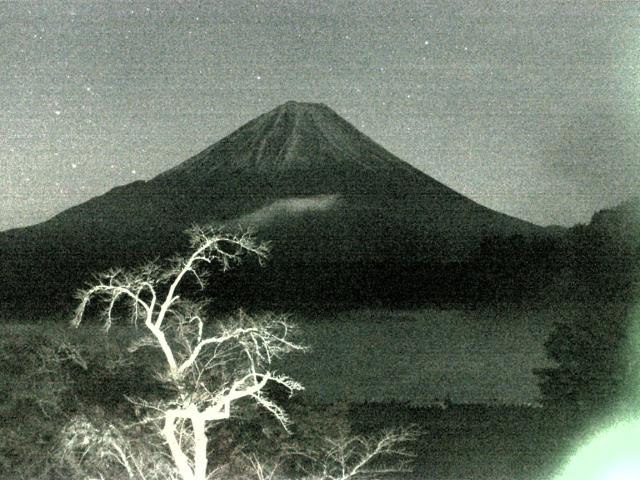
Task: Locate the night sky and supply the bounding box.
[2,0,639,231]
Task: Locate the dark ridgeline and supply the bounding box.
[0,101,635,314]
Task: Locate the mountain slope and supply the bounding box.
[0,101,545,311]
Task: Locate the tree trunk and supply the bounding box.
[192,415,209,480]
[163,411,195,480]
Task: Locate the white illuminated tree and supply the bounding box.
[244,426,420,480]
[71,226,305,480]
[310,427,420,480]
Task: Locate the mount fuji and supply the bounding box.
[0,101,546,311]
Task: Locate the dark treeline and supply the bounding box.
[213,205,639,311]
[531,200,640,411]
[1,200,638,317]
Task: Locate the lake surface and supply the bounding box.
[276,306,564,405]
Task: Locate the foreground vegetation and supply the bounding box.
[1,322,421,480]
[1,315,608,480]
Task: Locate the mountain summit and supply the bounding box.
[1,101,544,310]
[156,101,425,187]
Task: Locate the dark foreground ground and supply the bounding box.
[349,402,602,480]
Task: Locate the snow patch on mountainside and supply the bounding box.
[234,194,341,228]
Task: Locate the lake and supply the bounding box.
[276,305,566,405]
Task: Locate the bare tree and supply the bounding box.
[72,226,305,480]
[244,426,420,480]
[305,427,420,480]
